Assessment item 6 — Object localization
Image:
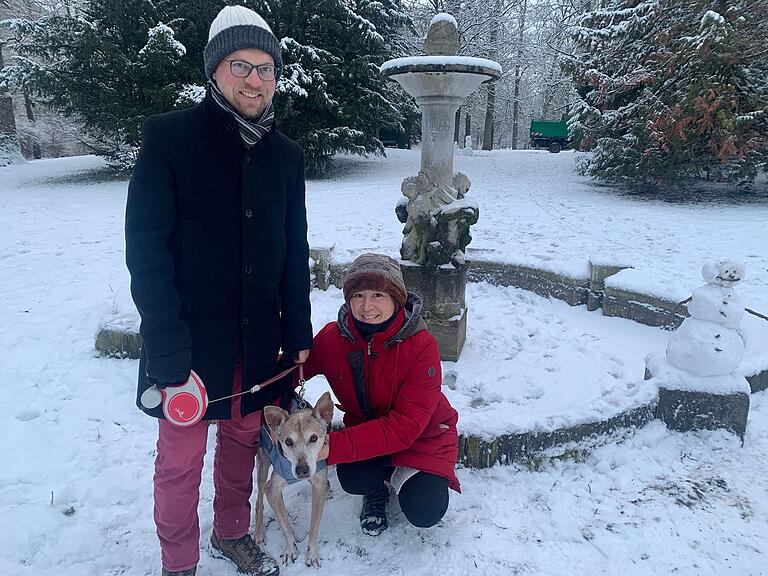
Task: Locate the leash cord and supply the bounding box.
[208,364,301,404]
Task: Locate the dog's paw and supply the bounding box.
[305,548,322,568]
[253,529,266,547]
[281,543,298,565]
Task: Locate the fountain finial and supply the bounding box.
[423,13,460,56]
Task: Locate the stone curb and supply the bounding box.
[747,370,768,393]
[602,286,686,329]
[457,401,657,469]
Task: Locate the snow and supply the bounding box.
[646,353,750,395]
[666,318,744,377]
[139,23,186,58]
[659,264,748,384]
[605,267,689,301]
[2,149,768,574]
[702,10,726,26]
[0,141,25,167]
[430,13,458,29]
[380,56,503,74]
[176,84,206,105]
[441,196,478,214]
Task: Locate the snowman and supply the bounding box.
[665,260,746,377]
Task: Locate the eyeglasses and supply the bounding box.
[223,59,278,81]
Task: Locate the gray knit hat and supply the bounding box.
[343,253,408,308]
[204,5,283,81]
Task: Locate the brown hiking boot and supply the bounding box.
[210,532,279,575]
[161,568,196,576]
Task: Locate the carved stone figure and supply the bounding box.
[397,170,477,268]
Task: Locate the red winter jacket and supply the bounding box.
[302,294,460,492]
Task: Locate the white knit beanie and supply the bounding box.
[203,5,283,81]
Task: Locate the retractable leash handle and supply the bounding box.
[140,370,208,427]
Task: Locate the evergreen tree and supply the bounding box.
[564,0,768,192]
[1,0,190,169]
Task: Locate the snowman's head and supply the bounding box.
[702,260,745,286]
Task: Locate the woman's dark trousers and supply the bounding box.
[336,456,449,528]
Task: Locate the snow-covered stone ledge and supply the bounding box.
[458,401,657,469]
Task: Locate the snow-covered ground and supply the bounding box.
[1,150,767,575]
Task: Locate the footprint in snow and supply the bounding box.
[16,410,40,422]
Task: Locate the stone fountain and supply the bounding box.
[381,13,501,361]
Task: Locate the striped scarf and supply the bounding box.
[209,81,274,148]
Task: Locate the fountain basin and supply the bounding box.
[381,56,501,98]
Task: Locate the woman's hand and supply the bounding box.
[317,436,329,461]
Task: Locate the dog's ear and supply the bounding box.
[312,391,334,427]
[263,405,289,432]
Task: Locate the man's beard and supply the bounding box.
[235,96,271,120]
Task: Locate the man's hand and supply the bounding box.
[146,349,191,388]
[295,349,309,363]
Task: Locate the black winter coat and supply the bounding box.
[125,92,312,420]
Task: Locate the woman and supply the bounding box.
[304,253,460,536]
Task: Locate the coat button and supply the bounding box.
[245,265,253,274]
[243,317,249,326]
[245,208,253,218]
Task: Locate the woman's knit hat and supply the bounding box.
[343,253,408,307]
[204,5,283,81]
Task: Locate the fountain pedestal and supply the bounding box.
[402,262,467,362]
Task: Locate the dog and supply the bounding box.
[254,391,334,568]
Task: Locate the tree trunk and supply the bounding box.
[540,54,560,119]
[511,66,521,149]
[23,91,41,159]
[481,0,501,151]
[482,83,496,150]
[0,42,22,166]
[510,0,528,150]
[454,107,461,146]
[465,109,471,144]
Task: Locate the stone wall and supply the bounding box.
[457,401,657,469]
[602,287,686,329]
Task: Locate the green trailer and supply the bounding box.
[529,114,570,153]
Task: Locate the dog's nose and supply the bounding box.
[295,464,310,478]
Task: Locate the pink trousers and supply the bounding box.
[153,361,262,572]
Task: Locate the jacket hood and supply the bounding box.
[337,292,427,348]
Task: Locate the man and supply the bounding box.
[125,6,312,576]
